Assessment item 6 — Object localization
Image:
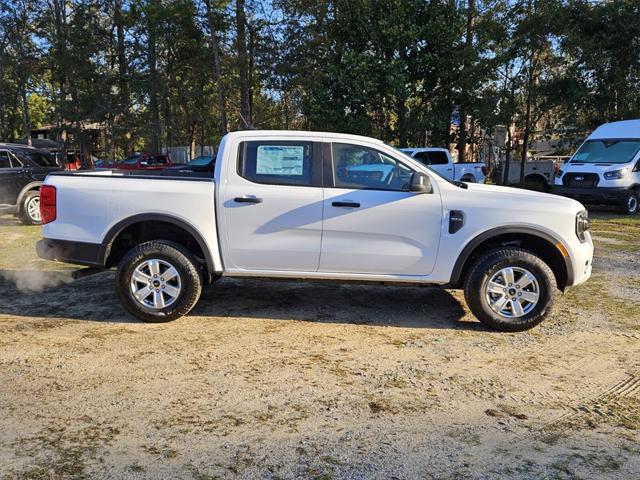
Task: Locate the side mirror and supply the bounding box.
[634,160,640,172]
[409,172,433,193]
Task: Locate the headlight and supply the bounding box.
[556,169,564,178]
[576,210,589,243]
[603,169,626,180]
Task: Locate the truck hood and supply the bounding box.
[560,162,632,174]
[463,182,584,211]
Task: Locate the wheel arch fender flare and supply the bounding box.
[99,213,215,273]
[16,181,43,206]
[449,226,574,287]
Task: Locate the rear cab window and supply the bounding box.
[238,141,316,186]
[413,151,448,165]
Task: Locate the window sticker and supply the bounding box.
[256,145,304,176]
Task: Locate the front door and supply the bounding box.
[221,140,324,272]
[320,142,442,276]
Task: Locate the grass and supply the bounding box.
[563,273,640,326]
[0,215,74,271]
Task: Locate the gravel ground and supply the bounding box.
[0,212,638,480]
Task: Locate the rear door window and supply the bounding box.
[0,151,11,168]
[413,151,449,165]
[238,141,315,187]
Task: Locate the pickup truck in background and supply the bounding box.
[400,147,486,183]
[554,120,640,215]
[114,153,175,171]
[492,159,556,192]
[37,130,593,332]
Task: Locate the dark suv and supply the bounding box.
[0,143,61,224]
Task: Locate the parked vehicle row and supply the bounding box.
[37,130,593,332]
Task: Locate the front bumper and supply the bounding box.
[567,233,593,287]
[36,238,104,268]
[552,186,627,205]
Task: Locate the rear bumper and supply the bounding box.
[552,186,627,205]
[36,238,104,268]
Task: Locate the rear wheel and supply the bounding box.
[621,190,639,215]
[18,191,42,225]
[524,176,548,192]
[463,247,556,332]
[116,241,203,322]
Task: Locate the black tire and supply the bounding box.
[18,191,42,225]
[116,240,203,323]
[620,190,639,215]
[524,176,548,192]
[463,247,556,332]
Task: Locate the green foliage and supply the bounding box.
[1,0,639,158]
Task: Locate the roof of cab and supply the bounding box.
[224,130,384,144]
[589,119,640,140]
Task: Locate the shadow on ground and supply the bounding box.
[0,270,478,330]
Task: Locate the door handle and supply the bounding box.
[234,196,263,204]
[332,201,360,208]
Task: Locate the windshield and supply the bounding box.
[188,155,213,166]
[122,155,141,165]
[17,150,58,167]
[571,139,640,164]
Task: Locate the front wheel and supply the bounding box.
[116,241,203,322]
[463,248,556,332]
[621,190,639,215]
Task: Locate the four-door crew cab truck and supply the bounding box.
[37,131,593,332]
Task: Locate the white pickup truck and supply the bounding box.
[37,130,593,332]
[399,147,486,183]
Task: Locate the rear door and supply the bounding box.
[320,142,442,276]
[220,139,324,272]
[0,150,23,205]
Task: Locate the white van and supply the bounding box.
[554,120,640,215]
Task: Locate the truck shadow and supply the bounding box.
[0,271,479,330]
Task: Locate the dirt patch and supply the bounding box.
[0,212,639,479]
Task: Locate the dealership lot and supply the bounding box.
[0,213,638,479]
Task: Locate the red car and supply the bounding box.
[116,153,173,171]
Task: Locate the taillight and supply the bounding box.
[40,185,57,224]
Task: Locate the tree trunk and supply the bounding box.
[457,0,475,164]
[114,0,129,156]
[236,0,251,128]
[147,0,161,153]
[21,86,31,146]
[519,55,538,187]
[205,0,227,136]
